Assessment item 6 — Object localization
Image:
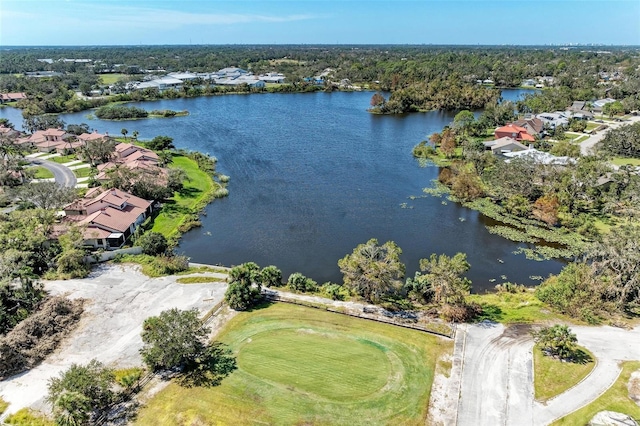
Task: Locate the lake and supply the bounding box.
[1,89,562,292]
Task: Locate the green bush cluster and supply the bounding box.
[95,105,148,119]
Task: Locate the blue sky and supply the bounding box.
[2,0,639,46]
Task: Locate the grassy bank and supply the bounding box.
[533,345,595,401]
[135,302,452,425]
[468,291,571,324]
[150,154,218,239]
[553,361,640,425]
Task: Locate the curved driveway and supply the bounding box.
[456,322,640,425]
[29,158,77,187]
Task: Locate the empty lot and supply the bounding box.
[0,264,227,416]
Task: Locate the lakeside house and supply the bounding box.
[512,118,544,138]
[494,124,535,142]
[61,187,154,249]
[96,142,163,183]
[123,66,278,93]
[483,137,529,155]
[17,129,109,153]
[0,125,20,138]
[0,92,27,103]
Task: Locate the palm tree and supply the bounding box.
[121,128,128,140]
[132,130,139,140]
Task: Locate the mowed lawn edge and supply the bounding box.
[135,303,453,426]
[151,154,217,237]
[552,361,640,425]
[533,345,595,401]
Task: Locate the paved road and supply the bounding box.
[457,322,534,426]
[455,322,640,426]
[28,158,77,187]
[580,115,640,156]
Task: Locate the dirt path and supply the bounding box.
[0,264,228,416]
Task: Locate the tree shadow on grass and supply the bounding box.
[474,304,504,323]
[246,299,275,312]
[178,186,202,197]
[569,348,593,365]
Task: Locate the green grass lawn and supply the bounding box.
[99,73,128,85]
[553,361,640,425]
[468,291,570,324]
[150,155,217,237]
[5,408,54,426]
[49,154,77,164]
[585,122,600,131]
[31,166,54,179]
[533,345,595,401]
[0,397,8,415]
[611,157,640,167]
[573,135,589,144]
[135,303,452,426]
[72,166,94,178]
[175,276,225,284]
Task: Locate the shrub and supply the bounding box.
[225,263,262,311]
[532,324,578,360]
[412,141,437,158]
[495,282,526,293]
[136,232,168,256]
[287,272,318,293]
[149,255,189,276]
[47,359,115,424]
[260,265,283,287]
[114,367,145,391]
[322,283,348,301]
[440,302,482,323]
[94,105,148,120]
[5,408,54,426]
[535,262,609,324]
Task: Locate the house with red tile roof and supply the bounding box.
[17,128,72,152]
[494,124,536,142]
[0,93,27,103]
[77,131,109,144]
[0,125,20,138]
[114,143,159,163]
[62,188,154,249]
[512,118,544,137]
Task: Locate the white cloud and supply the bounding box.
[72,5,317,30]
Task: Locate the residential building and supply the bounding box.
[258,72,286,83]
[483,137,529,155]
[503,148,575,166]
[536,112,570,129]
[63,188,154,249]
[494,124,535,142]
[567,101,594,119]
[0,92,27,103]
[512,118,544,137]
[592,98,617,113]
